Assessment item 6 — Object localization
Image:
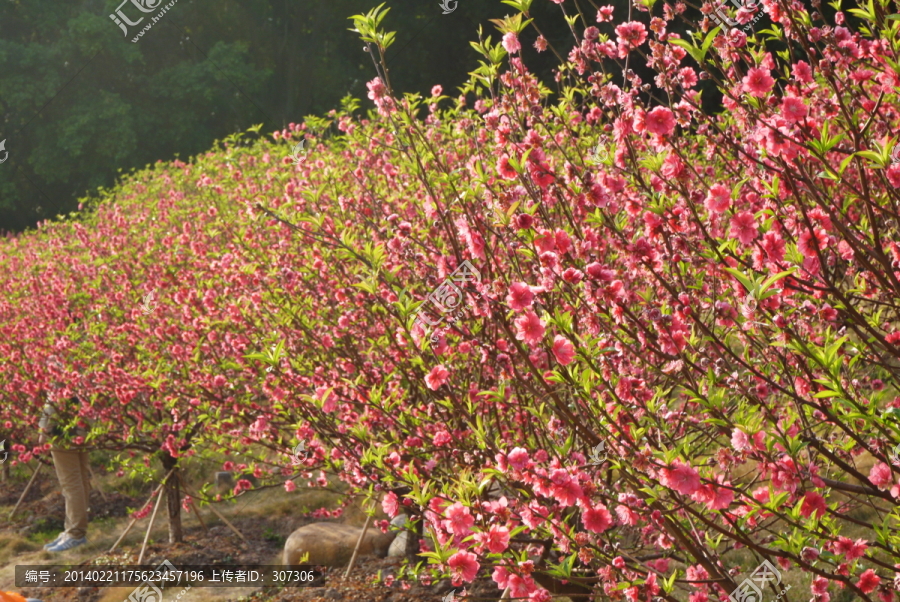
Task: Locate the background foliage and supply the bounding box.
[0,0,581,233]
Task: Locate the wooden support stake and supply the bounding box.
[137,480,167,566]
[179,481,247,544]
[9,462,43,520]
[109,468,177,554]
[189,496,208,533]
[344,513,372,580]
[88,464,108,503]
[177,473,208,533]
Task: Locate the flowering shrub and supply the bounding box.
[2,0,900,598]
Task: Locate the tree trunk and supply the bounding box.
[405,511,422,562]
[161,455,183,543]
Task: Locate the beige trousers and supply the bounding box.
[50,449,91,539]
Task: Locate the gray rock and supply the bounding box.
[387,514,408,557]
[283,521,398,567]
[215,471,234,492]
[387,531,408,557]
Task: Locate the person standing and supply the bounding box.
[39,383,90,552]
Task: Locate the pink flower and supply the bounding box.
[596,5,614,21]
[798,227,829,257]
[551,336,576,365]
[431,85,443,97]
[834,536,868,560]
[780,96,807,123]
[534,35,548,52]
[857,569,880,594]
[692,482,734,510]
[479,525,510,553]
[645,107,676,137]
[530,163,555,188]
[549,469,583,506]
[497,154,518,179]
[800,491,827,519]
[317,386,337,413]
[792,60,813,84]
[582,504,613,533]
[705,184,731,214]
[508,447,530,470]
[887,164,900,188]
[869,462,893,490]
[615,21,647,55]
[503,32,521,54]
[425,365,450,390]
[507,282,535,311]
[448,551,480,584]
[434,430,452,446]
[366,77,387,101]
[742,67,775,97]
[515,311,546,347]
[811,576,829,595]
[382,491,400,517]
[730,211,758,245]
[661,460,701,495]
[679,67,698,88]
[731,429,752,452]
[284,479,297,492]
[445,502,475,535]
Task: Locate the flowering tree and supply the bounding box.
[2,0,900,599]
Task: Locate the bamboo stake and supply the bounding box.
[177,472,208,533]
[9,462,43,520]
[179,481,247,544]
[108,467,177,554]
[344,513,372,580]
[88,464,108,502]
[137,481,167,565]
[189,497,208,533]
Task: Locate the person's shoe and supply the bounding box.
[47,535,87,552]
[42,533,65,550]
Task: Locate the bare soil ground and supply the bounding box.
[0,468,504,602]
